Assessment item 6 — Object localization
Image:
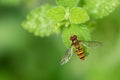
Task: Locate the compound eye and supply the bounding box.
[72,35,77,40]
[73,35,77,39]
[70,35,77,41]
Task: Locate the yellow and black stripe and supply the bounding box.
[76,45,85,60]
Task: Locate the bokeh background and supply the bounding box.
[0,0,120,80]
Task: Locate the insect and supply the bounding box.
[60,35,102,65]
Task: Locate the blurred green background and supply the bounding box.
[0,0,120,80]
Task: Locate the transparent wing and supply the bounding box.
[60,46,73,65]
[80,41,103,48]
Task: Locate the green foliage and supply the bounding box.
[47,6,89,24]
[56,0,80,8]
[47,6,65,22]
[22,4,57,37]
[22,0,119,54]
[70,7,89,24]
[83,0,120,19]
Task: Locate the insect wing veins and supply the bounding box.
[80,41,102,48]
[60,46,73,65]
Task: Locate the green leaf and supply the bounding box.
[69,7,89,24]
[62,24,91,47]
[22,4,58,37]
[83,0,120,19]
[47,6,65,22]
[52,22,62,34]
[56,0,80,8]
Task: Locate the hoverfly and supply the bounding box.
[60,35,102,65]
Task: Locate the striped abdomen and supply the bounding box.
[75,45,85,60]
